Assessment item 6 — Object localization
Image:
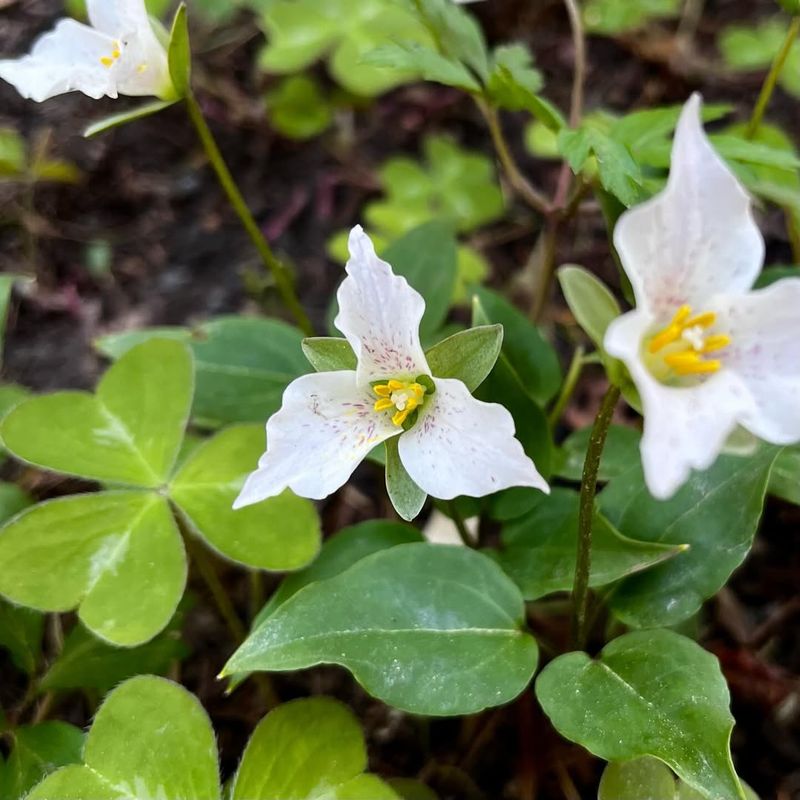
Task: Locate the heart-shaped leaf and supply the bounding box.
[223,543,538,715]
[0,492,186,646]
[231,697,398,800]
[496,488,686,600]
[170,424,321,570]
[26,676,220,800]
[536,630,744,800]
[600,449,777,628]
[1,340,193,487]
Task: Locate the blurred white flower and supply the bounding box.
[0,0,172,102]
[605,93,800,499]
[234,226,548,515]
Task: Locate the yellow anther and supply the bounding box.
[374,385,391,397]
[392,409,411,426]
[685,311,716,329]
[373,398,395,412]
[100,56,114,67]
[112,49,121,59]
[648,305,693,353]
[702,334,731,353]
[373,379,428,427]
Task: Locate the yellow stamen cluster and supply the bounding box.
[100,42,122,68]
[373,379,427,427]
[647,304,731,377]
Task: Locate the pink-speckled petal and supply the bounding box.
[335,226,430,387]
[397,377,549,500]
[234,371,398,507]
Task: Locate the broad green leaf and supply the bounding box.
[496,488,685,600]
[84,100,177,138]
[223,543,538,715]
[265,74,334,140]
[485,44,547,114]
[5,723,84,800]
[40,620,187,693]
[768,445,800,505]
[96,317,307,428]
[302,337,357,372]
[536,630,744,800]
[27,676,220,800]
[555,424,641,482]
[472,288,561,406]
[170,424,321,570]
[167,4,191,97]
[0,384,30,420]
[558,265,621,351]
[0,492,186,646]
[0,482,32,522]
[385,437,427,521]
[425,325,503,392]
[0,598,43,675]
[390,779,439,800]
[253,520,422,628]
[231,697,398,800]
[1,340,193,487]
[598,758,676,800]
[381,221,459,338]
[600,449,778,628]
[583,0,681,34]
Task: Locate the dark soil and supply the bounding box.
[0,0,798,798]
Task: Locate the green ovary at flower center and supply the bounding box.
[644,304,732,384]
[373,378,428,427]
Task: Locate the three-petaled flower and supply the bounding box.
[605,93,800,500]
[234,226,548,516]
[0,0,172,103]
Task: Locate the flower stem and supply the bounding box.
[184,93,313,335]
[746,15,800,139]
[448,501,476,548]
[571,383,620,650]
[548,345,585,428]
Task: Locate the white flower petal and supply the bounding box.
[335,226,430,387]
[606,310,754,499]
[0,19,118,101]
[233,371,398,507]
[87,0,150,36]
[713,279,800,444]
[397,377,549,500]
[614,93,764,315]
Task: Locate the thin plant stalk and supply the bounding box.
[746,15,800,139]
[184,92,313,335]
[571,383,620,650]
[548,345,586,427]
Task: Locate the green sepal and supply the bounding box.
[301,337,357,372]
[425,325,502,393]
[385,437,426,521]
[167,3,191,98]
[415,374,436,394]
[84,100,178,138]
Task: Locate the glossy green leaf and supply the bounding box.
[598,758,677,800]
[0,598,43,675]
[0,482,32,522]
[425,325,502,392]
[0,384,30,420]
[768,445,800,505]
[84,100,177,138]
[231,697,398,800]
[27,676,220,800]
[40,620,187,693]
[385,437,427,521]
[600,449,778,628]
[5,723,84,800]
[224,543,538,715]
[555,424,641,482]
[1,340,193,487]
[496,488,684,600]
[302,337,357,372]
[536,630,744,800]
[96,317,307,428]
[167,4,191,97]
[558,264,621,351]
[265,74,334,140]
[0,492,186,646]
[170,424,321,570]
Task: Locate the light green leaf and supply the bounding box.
[600,449,778,628]
[96,317,307,428]
[536,630,744,800]
[231,697,398,800]
[40,619,187,693]
[598,758,677,800]
[0,492,186,646]
[167,3,191,97]
[5,723,84,800]
[170,424,321,570]
[555,424,641,482]
[558,264,621,351]
[0,482,32,522]
[1,339,193,487]
[768,445,800,505]
[84,100,177,138]
[0,128,26,174]
[583,0,681,34]
[27,676,220,800]
[0,598,43,675]
[302,337,357,372]
[425,325,502,392]
[385,437,426,521]
[486,44,551,118]
[496,488,685,600]
[223,543,538,715]
[265,74,333,140]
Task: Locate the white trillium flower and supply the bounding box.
[605,93,800,500]
[0,0,172,103]
[234,226,548,511]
